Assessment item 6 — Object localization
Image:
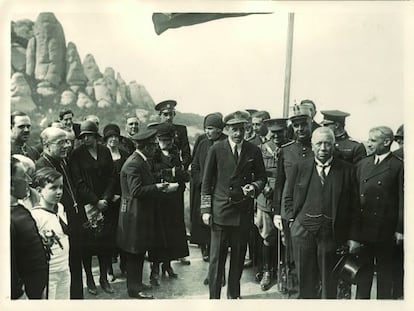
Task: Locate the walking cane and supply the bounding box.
[276,228,282,292]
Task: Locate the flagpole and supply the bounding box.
[283,13,294,118]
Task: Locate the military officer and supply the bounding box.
[272,105,315,296]
[287,99,320,140]
[155,100,191,170]
[320,110,366,164]
[255,118,290,291]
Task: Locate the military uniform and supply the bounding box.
[333,132,366,164]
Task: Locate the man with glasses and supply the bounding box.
[11,111,40,161]
[35,127,83,299]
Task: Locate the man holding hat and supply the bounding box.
[320,110,366,164]
[255,118,290,291]
[117,128,169,299]
[155,100,191,171]
[201,110,266,299]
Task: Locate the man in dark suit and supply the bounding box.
[119,114,140,156]
[201,110,267,299]
[351,126,404,299]
[320,110,367,164]
[116,129,169,299]
[11,111,40,161]
[283,127,360,298]
[35,127,84,299]
[59,108,81,138]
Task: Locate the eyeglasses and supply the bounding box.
[50,140,69,147]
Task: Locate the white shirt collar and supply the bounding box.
[135,149,148,161]
[228,138,243,153]
[375,151,391,164]
[315,157,333,176]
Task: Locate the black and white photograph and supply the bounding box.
[1,0,412,309]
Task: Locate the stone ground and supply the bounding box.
[83,243,289,300]
[82,243,373,300]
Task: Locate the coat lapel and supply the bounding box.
[295,159,314,211]
[364,154,392,180]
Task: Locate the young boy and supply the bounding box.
[31,167,70,299]
[11,157,48,299]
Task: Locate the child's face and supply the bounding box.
[39,177,64,205]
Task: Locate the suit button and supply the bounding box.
[374,212,377,216]
[229,187,233,190]
[376,196,380,200]
[363,179,367,183]
[302,154,306,157]
[360,194,365,197]
[378,181,382,185]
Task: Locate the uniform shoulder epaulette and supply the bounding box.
[347,136,361,144]
[281,140,295,148]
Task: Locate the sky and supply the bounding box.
[3,1,412,142]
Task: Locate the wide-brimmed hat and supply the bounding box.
[103,123,121,140]
[79,120,100,138]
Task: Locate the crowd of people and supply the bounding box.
[10,99,404,300]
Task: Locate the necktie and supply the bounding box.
[375,157,380,165]
[320,165,327,185]
[234,145,239,163]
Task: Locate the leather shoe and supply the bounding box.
[178,257,191,265]
[100,281,114,294]
[138,283,152,291]
[128,291,154,299]
[87,280,98,295]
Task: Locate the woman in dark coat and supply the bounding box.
[69,120,116,295]
[190,113,226,261]
[102,124,129,279]
[150,123,190,285]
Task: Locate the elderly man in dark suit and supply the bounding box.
[351,126,404,299]
[35,127,83,299]
[283,127,360,298]
[201,110,267,299]
[116,129,169,299]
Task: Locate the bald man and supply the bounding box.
[35,127,83,299]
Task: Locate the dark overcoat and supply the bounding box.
[151,148,189,260]
[116,151,159,254]
[201,139,267,226]
[356,153,404,241]
[190,133,226,244]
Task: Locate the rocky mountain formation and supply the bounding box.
[11,12,203,140]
